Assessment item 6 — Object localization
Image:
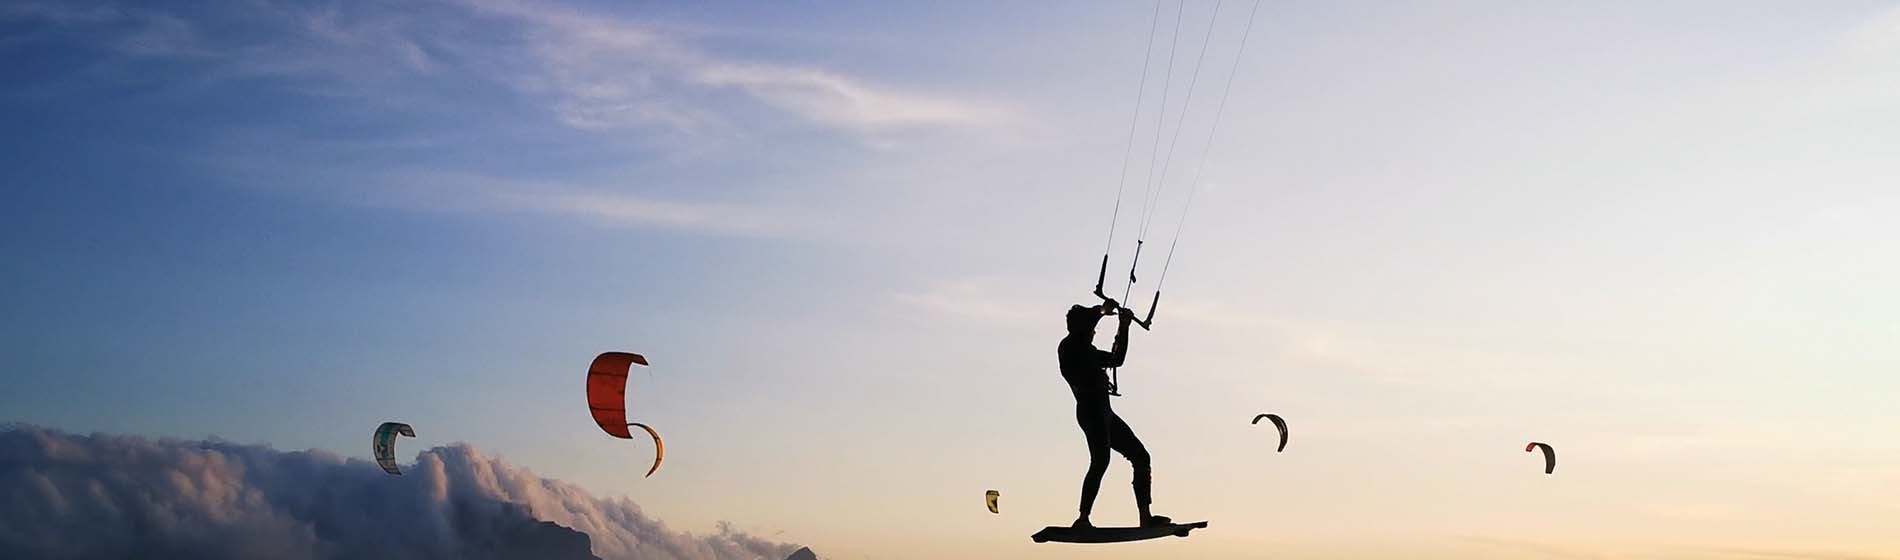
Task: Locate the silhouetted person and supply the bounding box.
[1059,300,1169,529]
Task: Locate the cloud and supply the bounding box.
[4,0,1004,236]
[452,0,1007,133]
[692,63,1005,130]
[892,277,1063,327]
[5,0,1009,137]
[0,425,808,560]
[344,169,794,236]
[507,190,790,236]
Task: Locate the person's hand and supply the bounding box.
[1118,309,1136,324]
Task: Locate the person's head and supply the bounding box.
[1067,304,1106,335]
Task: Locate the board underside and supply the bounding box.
[1031,521,1208,544]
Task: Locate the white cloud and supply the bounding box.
[892,278,1055,327]
[508,191,790,236]
[350,170,795,237]
[693,64,1005,130]
[452,0,1007,135]
[13,0,1011,139]
[9,0,1020,241]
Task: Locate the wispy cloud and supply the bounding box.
[7,0,1011,138]
[4,0,1006,237]
[438,0,1008,136]
[693,63,1005,130]
[506,190,790,235]
[892,277,1065,327]
[462,0,1008,135]
[329,169,797,237]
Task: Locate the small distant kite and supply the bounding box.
[1251,414,1288,452]
[587,352,664,477]
[373,422,415,476]
[1525,442,1555,474]
[986,490,1000,514]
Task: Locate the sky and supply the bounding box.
[3,0,1900,558]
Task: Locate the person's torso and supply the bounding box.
[1058,336,1111,405]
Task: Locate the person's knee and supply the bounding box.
[1126,447,1151,471]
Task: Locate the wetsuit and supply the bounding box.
[1058,310,1152,521]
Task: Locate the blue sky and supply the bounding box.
[6,1,1900,558]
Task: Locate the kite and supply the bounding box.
[372,422,415,475]
[588,352,663,477]
[1251,413,1288,452]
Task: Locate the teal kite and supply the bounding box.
[373,422,416,475]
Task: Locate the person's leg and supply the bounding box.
[1108,413,1167,525]
[1074,406,1113,526]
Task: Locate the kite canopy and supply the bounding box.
[1525,442,1556,474]
[372,422,415,475]
[985,490,1000,514]
[1251,413,1288,452]
[587,352,649,439]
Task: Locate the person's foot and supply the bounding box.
[1071,516,1094,529]
[1141,514,1172,527]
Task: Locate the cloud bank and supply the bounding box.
[0,426,806,560]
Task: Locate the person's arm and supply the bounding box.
[1099,310,1134,368]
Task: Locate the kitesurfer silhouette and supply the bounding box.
[1059,299,1169,529]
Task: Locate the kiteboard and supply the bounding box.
[1031,521,1207,544]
